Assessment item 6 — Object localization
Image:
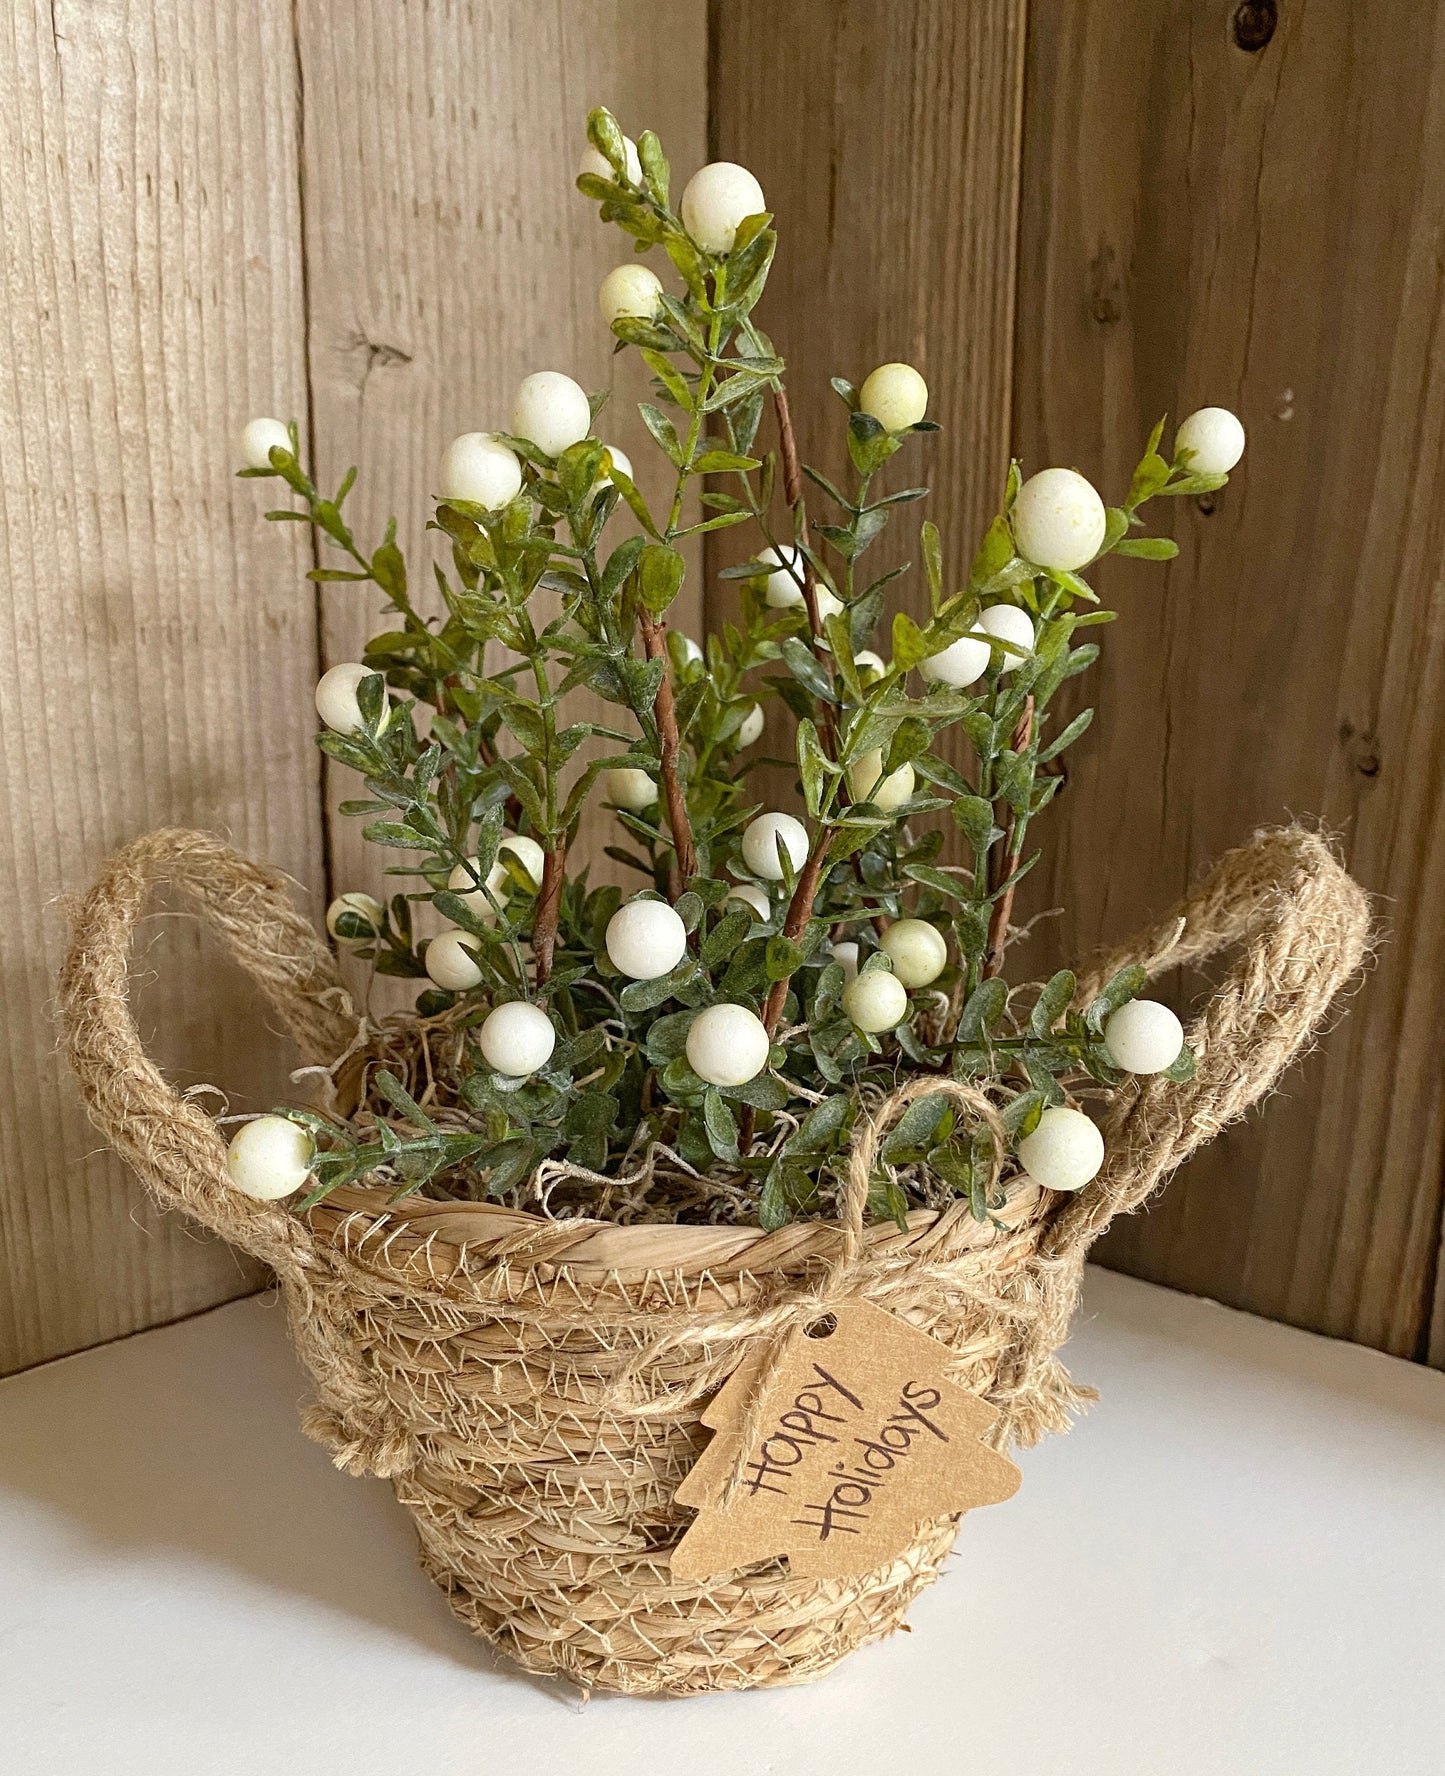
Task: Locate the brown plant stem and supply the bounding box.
[983,696,1034,979]
[532,842,567,984]
[742,831,837,1155]
[773,385,803,507]
[638,613,697,895]
[761,838,832,1036]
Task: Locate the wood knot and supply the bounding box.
[1338,720,1381,779]
[1232,1,1277,52]
[1087,244,1123,326]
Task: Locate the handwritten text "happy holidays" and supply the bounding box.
[739,1361,951,1543]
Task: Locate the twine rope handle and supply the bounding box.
[58,827,359,1276]
[1046,824,1372,1260]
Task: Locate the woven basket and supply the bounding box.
[59,823,1368,1696]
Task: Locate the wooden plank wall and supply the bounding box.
[713,0,1445,1362]
[1,0,706,1375]
[7,0,1443,1374]
[1014,0,1445,1361]
[0,0,317,1374]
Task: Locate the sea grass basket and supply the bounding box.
[60,823,1368,1696]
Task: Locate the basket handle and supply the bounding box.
[58,828,359,1273]
[1046,825,1371,1260]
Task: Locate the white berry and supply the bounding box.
[1017,1106,1105,1193]
[603,445,633,483]
[606,897,688,980]
[854,649,887,681]
[579,134,641,185]
[919,633,991,689]
[425,929,484,991]
[686,1002,770,1086]
[599,262,663,324]
[1175,407,1245,476]
[881,919,947,989]
[848,749,915,813]
[859,363,928,432]
[448,856,510,918]
[437,432,523,510]
[1103,999,1185,1075]
[760,545,844,621]
[977,604,1035,673]
[680,161,765,254]
[828,939,860,982]
[678,635,704,666]
[606,767,659,811]
[315,662,390,736]
[326,891,383,944]
[499,834,545,891]
[510,371,592,458]
[1011,468,1107,572]
[225,1114,313,1201]
[478,1000,556,1078]
[239,416,293,470]
[727,882,771,922]
[736,702,765,748]
[760,543,803,604]
[741,812,809,881]
[843,967,908,1033]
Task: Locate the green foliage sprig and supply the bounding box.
[234,109,1244,1226]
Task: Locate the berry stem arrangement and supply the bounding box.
[230,109,1246,1231]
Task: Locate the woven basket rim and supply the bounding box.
[301,1176,1051,1283]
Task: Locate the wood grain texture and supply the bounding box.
[706,0,1028,796]
[1014,1,1445,1359]
[295,0,709,991]
[0,0,326,1373]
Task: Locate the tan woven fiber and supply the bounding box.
[59,824,1370,1695]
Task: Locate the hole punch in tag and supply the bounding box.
[671,1301,1021,1581]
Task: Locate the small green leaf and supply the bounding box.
[1001,1090,1045,1139]
[903,862,973,903]
[1084,963,1149,1033]
[892,611,929,669]
[1037,708,1093,762]
[882,1092,951,1160]
[692,449,760,475]
[957,977,1009,1042]
[637,542,686,614]
[1113,536,1179,560]
[921,520,944,607]
[1164,1043,1197,1082]
[759,1165,789,1230]
[779,636,836,703]
[765,935,804,982]
[702,1088,741,1162]
[1030,970,1076,1036]
[638,402,684,467]
[788,1093,851,1152]
[952,794,995,853]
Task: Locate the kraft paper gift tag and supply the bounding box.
[671,1301,1021,1580]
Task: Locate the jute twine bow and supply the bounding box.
[593,1077,1010,1505]
[719,1078,1008,1504]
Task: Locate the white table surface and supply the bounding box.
[1,1266,1441,1774]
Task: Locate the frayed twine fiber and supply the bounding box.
[58,824,1369,1696]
